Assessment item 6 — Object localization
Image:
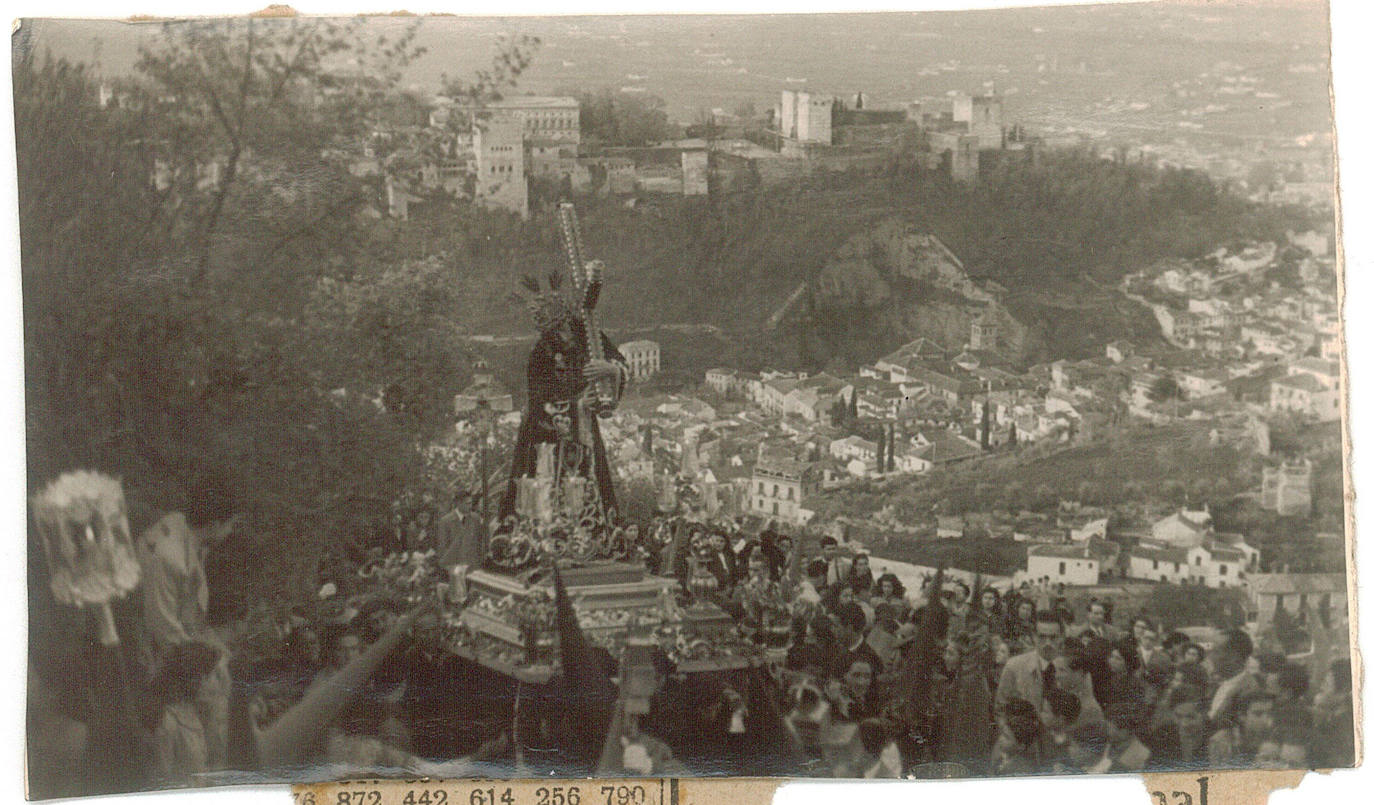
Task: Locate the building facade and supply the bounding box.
[619,339,661,381]
[1261,458,1313,516]
[486,96,581,145]
[951,92,1005,150]
[748,458,820,525]
[474,112,529,218]
[779,89,834,145]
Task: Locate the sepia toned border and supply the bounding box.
[2,2,1368,804]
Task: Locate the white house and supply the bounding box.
[620,340,661,381]
[1270,374,1340,421]
[1287,357,1340,390]
[705,368,737,395]
[1023,541,1109,586]
[1128,543,1191,584]
[1151,507,1213,547]
[1185,543,1247,589]
[1070,517,1109,542]
[829,435,878,463]
[1247,573,1347,627]
[1128,537,1257,589]
[1177,367,1230,399]
[747,457,820,525]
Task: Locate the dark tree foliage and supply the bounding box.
[17,22,536,617]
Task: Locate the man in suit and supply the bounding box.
[1207,628,1260,724]
[704,530,737,593]
[996,610,1067,722]
[818,536,852,592]
[1071,600,1123,642]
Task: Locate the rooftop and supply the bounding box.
[1272,373,1327,393]
[1249,573,1347,596]
[488,96,580,109]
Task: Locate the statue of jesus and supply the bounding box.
[498,277,628,527]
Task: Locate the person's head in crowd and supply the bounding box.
[1163,630,1191,662]
[1057,638,1095,688]
[1136,620,1160,655]
[851,553,871,576]
[336,629,365,666]
[1034,610,1066,661]
[991,635,1012,666]
[709,531,727,552]
[185,471,245,545]
[1313,657,1352,714]
[1067,719,1112,772]
[873,602,900,634]
[1086,600,1109,630]
[833,602,868,647]
[1273,662,1309,704]
[359,599,405,643]
[1052,596,1074,624]
[1045,685,1083,733]
[841,657,875,703]
[1172,662,1209,693]
[1212,628,1255,679]
[820,536,839,562]
[1318,657,1351,701]
[747,550,769,581]
[1003,698,1044,747]
[980,587,1002,615]
[1107,641,1140,677]
[875,573,905,600]
[1166,685,1209,742]
[284,623,323,670]
[1181,643,1205,666]
[950,579,971,606]
[836,585,857,608]
[1016,599,1037,624]
[806,559,828,587]
[1230,690,1276,743]
[785,679,831,752]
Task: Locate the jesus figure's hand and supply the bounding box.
[583,359,620,384]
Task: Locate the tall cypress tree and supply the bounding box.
[875,427,886,475]
[981,394,992,450]
[887,423,897,472]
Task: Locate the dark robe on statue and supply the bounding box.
[498,320,627,523]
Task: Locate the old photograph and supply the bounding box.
[13,1,1359,799]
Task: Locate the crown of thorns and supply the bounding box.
[509,272,573,333]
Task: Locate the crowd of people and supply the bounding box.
[28,481,1357,793]
[593,515,1356,779]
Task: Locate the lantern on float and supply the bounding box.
[31,471,141,644]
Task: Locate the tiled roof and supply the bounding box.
[1249,573,1346,596]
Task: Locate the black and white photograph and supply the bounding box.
[10,1,1363,799]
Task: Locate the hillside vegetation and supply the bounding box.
[396,149,1316,374]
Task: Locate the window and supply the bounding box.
[1152,559,1159,570]
[1220,565,1228,576]
[758,482,764,494]
[772,502,778,515]
[1195,555,1203,565]
[773,484,779,497]
[1059,562,1066,575]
